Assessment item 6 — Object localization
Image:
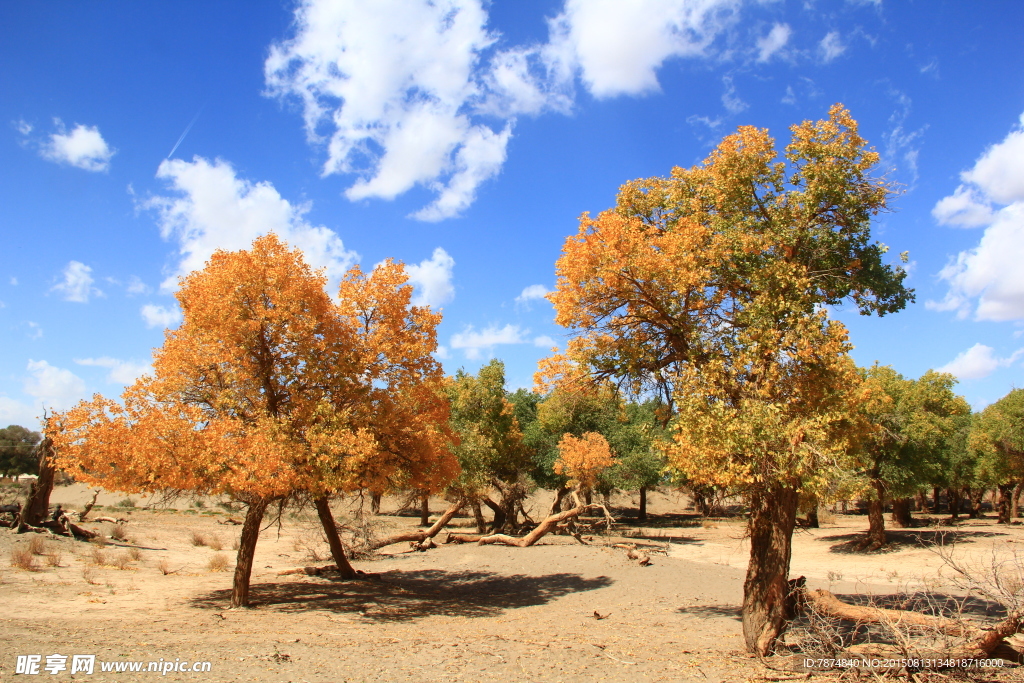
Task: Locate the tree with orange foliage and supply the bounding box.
[553,432,614,496]
[54,235,456,607]
[547,105,912,654]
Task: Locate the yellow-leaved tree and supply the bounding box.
[54,235,457,607]
[547,105,913,653]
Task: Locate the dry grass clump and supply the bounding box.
[189,530,208,547]
[90,547,106,566]
[10,546,39,571]
[28,535,47,555]
[111,552,133,570]
[207,534,223,551]
[128,547,143,562]
[82,565,98,584]
[207,554,230,572]
[157,558,172,575]
[111,524,128,541]
[91,534,109,547]
[45,551,62,568]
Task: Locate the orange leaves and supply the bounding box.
[554,432,614,492]
[54,233,457,502]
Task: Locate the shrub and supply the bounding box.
[10,546,38,571]
[207,534,223,551]
[157,558,172,575]
[189,530,208,547]
[90,547,106,566]
[128,547,142,562]
[45,551,62,568]
[111,553,132,570]
[208,554,229,572]
[117,497,136,509]
[28,536,46,555]
[111,524,128,541]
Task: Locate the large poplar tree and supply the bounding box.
[547,105,912,654]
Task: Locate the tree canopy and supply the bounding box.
[0,424,42,478]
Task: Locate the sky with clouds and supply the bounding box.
[1,0,1023,429]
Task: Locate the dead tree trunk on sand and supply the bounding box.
[314,497,357,579]
[361,499,465,551]
[21,434,57,529]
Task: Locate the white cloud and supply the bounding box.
[932,186,995,228]
[818,31,845,62]
[937,344,1023,381]
[515,284,550,303]
[14,119,32,136]
[51,261,102,302]
[405,247,455,308]
[756,23,791,62]
[265,0,739,219]
[931,113,1024,321]
[0,397,41,430]
[882,90,926,187]
[24,360,86,412]
[126,276,149,296]
[721,75,748,114]
[75,357,152,385]
[25,322,42,340]
[41,120,115,172]
[141,304,182,329]
[434,345,450,360]
[781,85,797,105]
[533,335,557,348]
[450,323,526,359]
[548,0,739,98]
[144,157,359,291]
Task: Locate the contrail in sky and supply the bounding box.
[166,108,203,159]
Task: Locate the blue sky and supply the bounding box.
[2,0,1023,430]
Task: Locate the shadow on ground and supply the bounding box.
[677,604,742,621]
[190,569,613,621]
[824,528,1009,554]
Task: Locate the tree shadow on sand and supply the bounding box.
[824,528,1008,554]
[190,569,613,622]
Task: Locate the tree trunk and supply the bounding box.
[638,486,648,522]
[314,497,357,579]
[584,490,593,506]
[933,486,941,514]
[478,502,597,547]
[549,485,569,516]
[419,492,429,527]
[805,504,819,529]
[22,436,57,528]
[890,497,912,528]
[231,497,269,608]
[947,487,961,520]
[866,480,886,548]
[996,483,1015,524]
[742,484,799,656]
[482,497,506,532]
[967,487,984,518]
[1012,481,1022,520]
[370,492,381,515]
[471,500,486,533]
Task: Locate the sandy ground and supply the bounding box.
[1,484,1021,682]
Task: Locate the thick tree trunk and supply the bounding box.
[231,497,269,608]
[947,487,961,520]
[482,497,506,532]
[638,486,648,522]
[1012,481,1022,519]
[996,483,1015,524]
[314,497,357,579]
[584,490,593,506]
[966,487,984,518]
[419,492,429,527]
[471,501,486,533]
[549,485,569,516]
[866,480,887,548]
[933,486,942,514]
[22,436,57,528]
[370,492,381,515]
[742,484,799,656]
[890,497,912,528]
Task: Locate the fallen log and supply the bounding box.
[803,588,975,637]
[359,499,465,552]
[626,547,651,566]
[478,502,610,547]
[78,490,101,521]
[67,522,98,540]
[445,532,484,544]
